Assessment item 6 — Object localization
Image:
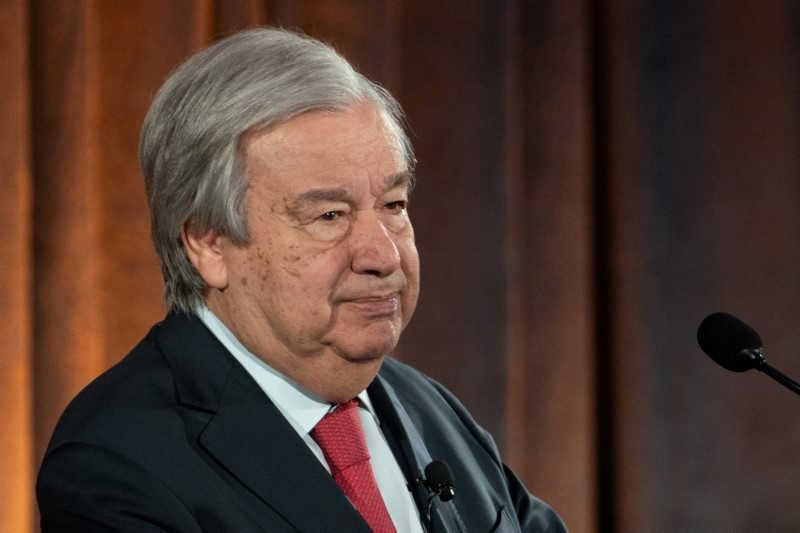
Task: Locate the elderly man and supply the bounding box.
[37,28,566,532]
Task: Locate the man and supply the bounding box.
[37,27,566,532]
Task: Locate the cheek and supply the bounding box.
[279,244,309,278]
[399,241,420,305]
[398,238,420,275]
[268,246,350,299]
[254,247,272,282]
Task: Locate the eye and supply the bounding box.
[384,200,408,213]
[319,211,342,221]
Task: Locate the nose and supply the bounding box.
[349,212,402,277]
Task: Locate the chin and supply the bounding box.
[327,324,400,362]
[343,334,400,359]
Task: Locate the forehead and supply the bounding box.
[242,104,407,193]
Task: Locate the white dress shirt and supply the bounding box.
[197,306,424,532]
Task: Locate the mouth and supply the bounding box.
[340,293,401,317]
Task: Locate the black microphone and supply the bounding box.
[414,460,455,528]
[697,312,800,396]
[423,460,455,502]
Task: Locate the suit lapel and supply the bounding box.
[155,312,370,532]
[199,365,370,531]
[369,368,466,533]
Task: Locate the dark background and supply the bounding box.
[3,1,800,531]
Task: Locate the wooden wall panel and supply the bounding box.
[93,1,209,369]
[30,0,212,464]
[297,0,399,86]
[31,0,105,465]
[216,0,267,35]
[0,2,33,531]
[604,1,800,530]
[506,2,595,532]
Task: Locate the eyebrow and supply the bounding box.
[290,188,352,210]
[288,171,415,213]
[390,170,416,193]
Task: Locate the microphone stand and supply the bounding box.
[741,348,800,397]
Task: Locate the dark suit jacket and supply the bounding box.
[37,311,566,532]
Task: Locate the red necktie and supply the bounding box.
[311,399,397,533]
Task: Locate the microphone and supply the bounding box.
[697,312,800,396]
[697,312,763,372]
[413,460,455,528]
[423,460,455,502]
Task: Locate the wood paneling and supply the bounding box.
[0,2,33,531]
[30,0,212,464]
[506,3,595,531]
[605,1,800,531]
[31,0,105,464]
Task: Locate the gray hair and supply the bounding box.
[140,27,414,313]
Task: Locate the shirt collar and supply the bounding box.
[195,305,378,436]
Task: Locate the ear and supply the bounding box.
[181,223,228,290]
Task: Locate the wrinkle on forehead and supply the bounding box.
[244,104,405,173]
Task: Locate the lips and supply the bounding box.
[340,293,401,316]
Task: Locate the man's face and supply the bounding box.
[204,103,419,400]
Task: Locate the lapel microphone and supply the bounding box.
[413,460,455,528]
[421,460,455,502]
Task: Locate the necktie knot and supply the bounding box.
[311,400,370,474]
